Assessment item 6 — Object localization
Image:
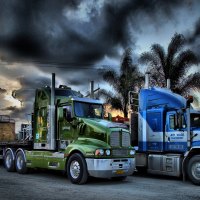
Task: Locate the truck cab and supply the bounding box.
[10,81,135,184]
[133,87,200,185]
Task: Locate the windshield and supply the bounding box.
[191,113,200,128]
[74,101,103,119]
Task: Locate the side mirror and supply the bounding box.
[174,114,178,129]
[66,111,73,122]
[175,113,182,129]
[64,107,73,122]
[186,96,193,107]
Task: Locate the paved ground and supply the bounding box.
[0,163,200,200]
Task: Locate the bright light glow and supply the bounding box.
[4,94,21,108]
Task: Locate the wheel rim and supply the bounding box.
[191,161,200,180]
[16,154,23,170]
[6,153,12,168]
[70,160,80,179]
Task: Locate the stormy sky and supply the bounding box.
[0,0,200,126]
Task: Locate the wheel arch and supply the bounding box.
[65,149,86,170]
[182,147,200,179]
[16,148,27,162]
[5,148,15,160]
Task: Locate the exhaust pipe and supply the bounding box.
[167,79,171,89]
[49,73,56,150]
[145,72,150,89]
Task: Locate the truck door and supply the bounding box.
[58,105,78,149]
[146,109,164,152]
[165,112,187,152]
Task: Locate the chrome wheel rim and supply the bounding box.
[6,153,12,168]
[16,154,23,170]
[70,160,80,179]
[191,161,200,180]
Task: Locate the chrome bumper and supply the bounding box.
[86,158,135,178]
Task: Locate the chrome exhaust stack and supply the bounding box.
[145,72,150,89]
[167,79,171,89]
[49,73,56,150]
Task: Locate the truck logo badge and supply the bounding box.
[62,126,70,131]
[36,133,39,140]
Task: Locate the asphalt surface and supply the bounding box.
[0,163,200,200]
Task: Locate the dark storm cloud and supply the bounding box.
[13,75,50,102]
[0,0,187,65]
[1,106,17,111]
[187,18,200,62]
[0,104,32,119]
[188,18,200,43]
[0,0,198,120]
[0,88,6,93]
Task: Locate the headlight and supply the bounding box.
[95,149,104,156]
[130,149,135,156]
[105,149,111,156]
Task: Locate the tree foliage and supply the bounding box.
[100,48,143,117]
[139,33,200,95]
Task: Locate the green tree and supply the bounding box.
[139,33,200,95]
[100,48,143,117]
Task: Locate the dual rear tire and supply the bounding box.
[4,149,27,174]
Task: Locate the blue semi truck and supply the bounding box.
[130,80,200,185]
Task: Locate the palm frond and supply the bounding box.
[175,49,198,72]
[120,48,133,73]
[151,44,165,66]
[102,70,119,91]
[139,52,159,68]
[98,89,123,111]
[167,33,185,61]
[177,72,200,95]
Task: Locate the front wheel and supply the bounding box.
[15,150,27,174]
[67,153,88,184]
[187,155,200,185]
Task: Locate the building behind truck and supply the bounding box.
[0,73,135,184]
[0,115,15,142]
[0,115,15,159]
[130,74,200,185]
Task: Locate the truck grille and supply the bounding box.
[112,149,129,156]
[110,131,130,147]
[122,132,130,147]
[110,132,120,147]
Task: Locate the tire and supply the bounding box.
[15,150,27,174]
[4,149,15,172]
[187,155,200,185]
[67,153,88,184]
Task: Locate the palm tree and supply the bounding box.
[100,48,143,117]
[139,33,200,95]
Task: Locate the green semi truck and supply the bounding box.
[0,73,135,184]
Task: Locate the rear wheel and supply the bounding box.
[4,149,15,172]
[15,150,27,174]
[187,155,200,185]
[67,153,88,184]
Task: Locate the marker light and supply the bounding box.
[105,149,111,156]
[95,149,104,156]
[130,149,135,156]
